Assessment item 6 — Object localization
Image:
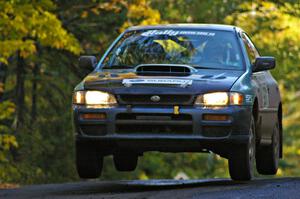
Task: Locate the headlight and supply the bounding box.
[195,92,243,106]
[73,91,117,105]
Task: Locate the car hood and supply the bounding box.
[83,69,244,95]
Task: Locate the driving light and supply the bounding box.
[199,92,229,106]
[73,91,117,105]
[204,92,228,106]
[195,92,243,106]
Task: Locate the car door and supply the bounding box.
[242,33,274,144]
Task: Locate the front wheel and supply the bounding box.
[76,141,103,178]
[228,116,256,181]
[113,153,138,171]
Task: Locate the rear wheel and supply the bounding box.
[76,141,103,178]
[256,120,280,175]
[113,153,138,171]
[228,116,256,181]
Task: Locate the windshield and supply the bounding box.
[101,29,244,70]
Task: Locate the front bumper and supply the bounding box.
[73,105,252,156]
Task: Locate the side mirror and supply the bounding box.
[79,56,97,70]
[253,56,275,72]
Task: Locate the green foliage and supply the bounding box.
[0,0,81,63]
[120,0,163,31]
[279,88,300,176]
[101,153,228,180]
[0,101,18,183]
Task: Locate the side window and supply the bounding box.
[242,33,259,65]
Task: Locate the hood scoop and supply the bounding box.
[135,64,196,76]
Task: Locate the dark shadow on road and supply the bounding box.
[54,178,249,196]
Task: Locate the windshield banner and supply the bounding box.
[141,30,216,37]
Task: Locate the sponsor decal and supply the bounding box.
[122,79,193,87]
[141,30,216,37]
[245,94,253,103]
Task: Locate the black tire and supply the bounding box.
[76,141,103,178]
[113,153,138,172]
[228,116,256,181]
[256,120,280,175]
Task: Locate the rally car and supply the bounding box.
[72,24,282,181]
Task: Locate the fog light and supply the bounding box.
[203,114,229,121]
[80,113,106,120]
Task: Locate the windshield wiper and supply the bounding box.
[102,64,134,69]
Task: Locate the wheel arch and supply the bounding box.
[252,97,259,123]
[252,97,260,143]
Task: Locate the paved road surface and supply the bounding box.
[1,177,299,199]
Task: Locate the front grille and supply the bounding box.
[117,94,194,105]
[116,113,193,135]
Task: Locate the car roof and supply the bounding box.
[126,24,239,32]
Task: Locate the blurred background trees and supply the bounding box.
[0,0,299,184]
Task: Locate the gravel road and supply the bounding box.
[1,177,299,199]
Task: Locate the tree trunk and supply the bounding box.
[16,51,26,134]
[31,43,42,124]
[31,63,38,124]
[0,62,7,101]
